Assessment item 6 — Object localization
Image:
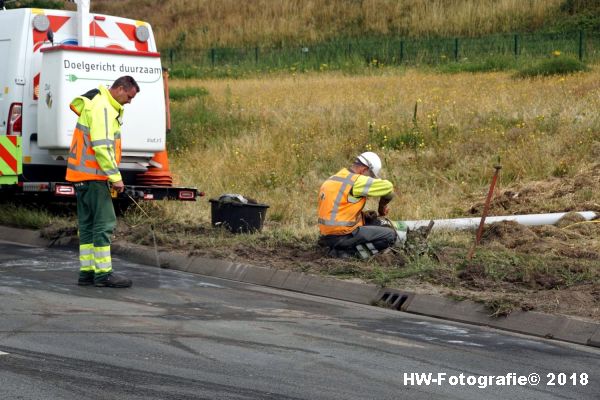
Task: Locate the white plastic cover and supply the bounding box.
[37,46,166,153]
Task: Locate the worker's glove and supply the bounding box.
[362,210,379,225]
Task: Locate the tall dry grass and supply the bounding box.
[162,67,600,230]
[91,0,564,48]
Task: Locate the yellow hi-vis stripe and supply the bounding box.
[94,245,112,274]
[79,243,95,272]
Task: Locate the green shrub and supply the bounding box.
[515,55,588,78]
[169,87,209,101]
[387,131,424,151]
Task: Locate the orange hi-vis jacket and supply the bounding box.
[66,86,123,183]
[318,168,367,235]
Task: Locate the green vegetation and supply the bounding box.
[483,297,522,318]
[551,0,600,33]
[163,30,598,78]
[168,86,209,101]
[0,203,58,229]
[515,55,588,77]
[89,0,600,77]
[90,0,581,49]
[167,86,256,153]
[6,0,64,9]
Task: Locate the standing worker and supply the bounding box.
[66,76,139,288]
[318,152,397,258]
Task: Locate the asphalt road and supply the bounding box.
[0,241,598,400]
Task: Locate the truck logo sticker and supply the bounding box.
[65,72,161,84]
[63,59,163,84]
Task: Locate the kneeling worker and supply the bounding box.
[318,152,396,258]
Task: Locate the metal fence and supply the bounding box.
[161,30,600,72]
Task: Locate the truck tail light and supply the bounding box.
[54,184,75,197]
[178,190,195,200]
[7,103,22,135]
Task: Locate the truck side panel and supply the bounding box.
[23,9,68,168]
[0,38,11,135]
[0,9,28,137]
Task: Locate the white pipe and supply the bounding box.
[75,0,90,47]
[403,211,598,231]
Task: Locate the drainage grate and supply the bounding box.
[377,291,410,310]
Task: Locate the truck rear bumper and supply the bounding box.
[2,181,203,201]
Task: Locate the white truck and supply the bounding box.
[0,0,198,201]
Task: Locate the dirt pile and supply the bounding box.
[468,165,600,216]
[480,220,539,249]
[438,210,600,318]
[478,214,600,259]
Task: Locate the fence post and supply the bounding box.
[454,37,459,61]
[255,46,259,64]
[169,48,173,67]
[211,48,215,67]
[579,30,584,61]
[400,39,404,63]
[513,34,519,57]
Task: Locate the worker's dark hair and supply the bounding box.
[351,158,368,170]
[353,158,366,167]
[112,76,140,93]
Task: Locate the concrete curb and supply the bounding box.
[392,292,600,347]
[110,242,380,305]
[1,226,599,348]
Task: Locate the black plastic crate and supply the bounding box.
[209,199,269,233]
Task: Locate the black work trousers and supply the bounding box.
[319,225,397,253]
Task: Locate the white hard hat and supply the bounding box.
[357,151,382,178]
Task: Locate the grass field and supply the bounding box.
[162,66,600,231]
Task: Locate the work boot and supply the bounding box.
[77,272,94,286]
[328,248,354,259]
[94,273,132,288]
